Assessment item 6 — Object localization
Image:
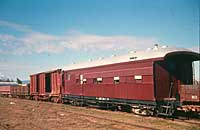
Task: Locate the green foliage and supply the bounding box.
[16,78,22,84]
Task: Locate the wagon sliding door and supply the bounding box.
[45,73,51,93]
[36,75,40,93]
[51,71,61,96]
[30,75,37,94]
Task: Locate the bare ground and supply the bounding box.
[0,97,199,130]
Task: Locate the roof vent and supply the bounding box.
[111,54,116,57]
[153,44,159,50]
[161,45,168,48]
[98,57,104,60]
[147,48,152,51]
[129,50,136,54]
[130,56,137,60]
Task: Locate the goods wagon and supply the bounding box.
[62,45,200,116]
[0,82,29,98]
[11,84,29,98]
[0,82,18,97]
[30,69,62,102]
[0,86,13,96]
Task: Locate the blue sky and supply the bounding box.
[0,0,199,80]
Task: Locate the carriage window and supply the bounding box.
[93,78,103,84]
[134,75,142,80]
[83,79,87,84]
[114,77,120,84]
[135,75,142,83]
[97,78,103,84]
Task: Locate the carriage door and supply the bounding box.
[154,61,178,101]
[154,61,170,100]
[166,60,179,99]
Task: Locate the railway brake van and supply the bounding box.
[62,45,200,116]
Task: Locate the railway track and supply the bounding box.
[1,97,199,130]
[62,110,159,130]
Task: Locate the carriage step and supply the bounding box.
[158,113,173,116]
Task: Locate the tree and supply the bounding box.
[6,78,10,82]
[16,78,22,84]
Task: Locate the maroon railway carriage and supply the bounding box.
[30,69,62,102]
[62,46,199,116]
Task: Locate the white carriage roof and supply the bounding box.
[63,46,194,71]
[0,82,18,86]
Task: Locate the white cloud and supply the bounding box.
[0,20,199,80]
[0,57,61,80]
[60,34,158,52]
[0,61,34,80]
[0,20,34,33]
[0,20,158,55]
[0,33,64,54]
[0,32,158,54]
